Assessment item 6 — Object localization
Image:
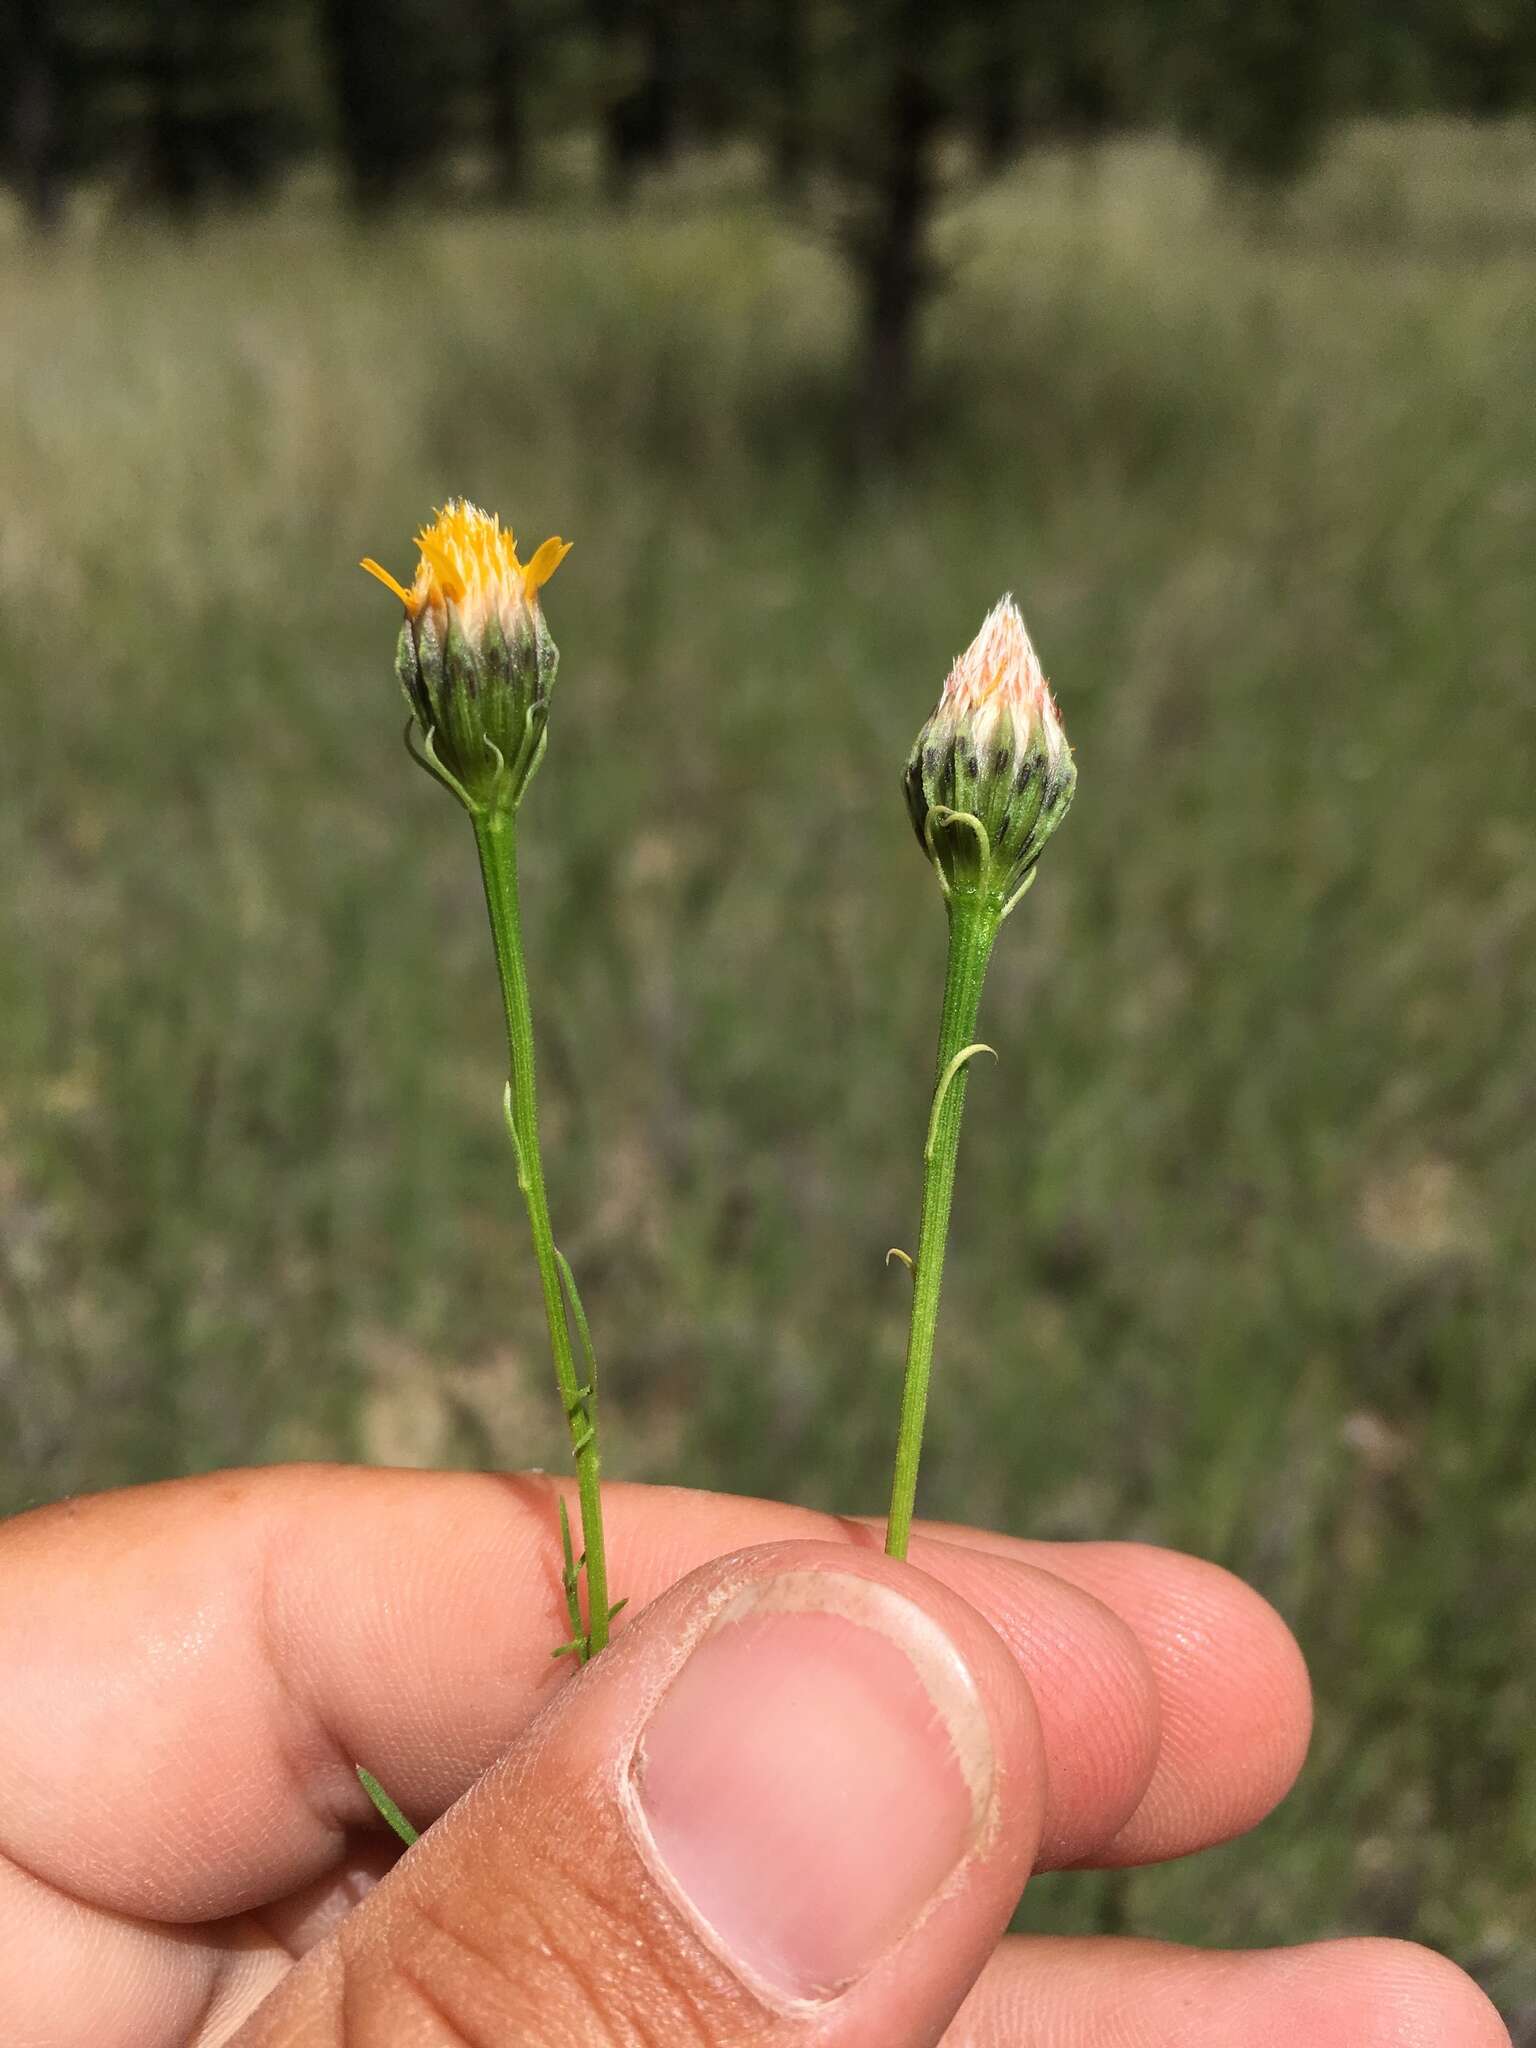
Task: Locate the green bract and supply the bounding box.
[362,499,571,815]
[396,595,557,813]
[902,595,1076,913]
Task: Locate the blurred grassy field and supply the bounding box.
[1,118,1533,2018]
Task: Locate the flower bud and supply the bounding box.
[903,597,1075,910]
[362,500,571,813]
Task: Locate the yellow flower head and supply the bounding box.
[362,500,572,815]
[361,499,570,635]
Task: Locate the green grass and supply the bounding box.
[1,117,1533,2020]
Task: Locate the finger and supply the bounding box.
[253,1837,397,1957]
[945,1934,1512,2047]
[0,1847,287,2048]
[896,1512,1314,1864]
[0,1468,1302,1924]
[0,1469,1141,1926]
[552,1483,1309,1865]
[234,1540,1046,2048]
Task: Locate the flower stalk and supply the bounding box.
[886,597,1076,1560]
[472,806,612,1658]
[362,501,614,1661]
[885,892,1000,1560]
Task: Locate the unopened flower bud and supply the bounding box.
[903,597,1075,910]
[362,499,571,812]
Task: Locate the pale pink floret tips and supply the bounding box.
[941,597,1067,769]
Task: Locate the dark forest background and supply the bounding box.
[5,0,1536,451]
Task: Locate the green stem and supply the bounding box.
[886,892,1001,1560]
[472,810,612,1657]
[356,1766,420,1847]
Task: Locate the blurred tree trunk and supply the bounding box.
[324,0,430,212]
[7,0,64,230]
[853,42,939,463]
[483,0,527,199]
[592,0,678,204]
[770,0,806,201]
[590,0,637,203]
[141,19,202,219]
[643,0,680,168]
[973,28,1023,173]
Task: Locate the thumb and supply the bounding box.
[239,1537,1046,2046]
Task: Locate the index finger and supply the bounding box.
[0,1465,1308,1921]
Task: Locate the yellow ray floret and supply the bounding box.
[360,499,571,618]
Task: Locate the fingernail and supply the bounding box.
[629,1570,995,2004]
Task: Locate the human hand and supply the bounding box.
[0,1466,1508,2045]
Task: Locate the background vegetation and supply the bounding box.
[1,4,1533,2032]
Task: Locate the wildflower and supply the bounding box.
[886,598,1078,1560]
[903,596,1075,911]
[362,499,571,811]
[360,498,617,1661]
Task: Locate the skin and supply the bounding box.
[0,1465,1511,2047]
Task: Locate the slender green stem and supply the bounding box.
[356,1766,420,1847]
[472,810,612,1657]
[886,892,1001,1560]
